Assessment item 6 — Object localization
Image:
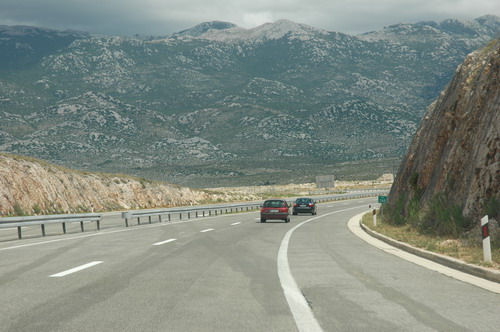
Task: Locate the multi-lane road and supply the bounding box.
[1,197,499,331]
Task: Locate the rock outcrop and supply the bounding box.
[389,38,500,220]
[0,153,254,216]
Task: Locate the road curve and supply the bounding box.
[0,197,498,331]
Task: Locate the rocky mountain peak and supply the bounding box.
[198,19,324,43]
[174,21,238,37]
[476,15,500,28]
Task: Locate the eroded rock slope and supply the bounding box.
[389,38,500,219]
[0,153,253,215]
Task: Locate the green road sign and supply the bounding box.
[378,195,388,204]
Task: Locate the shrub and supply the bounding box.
[406,197,421,227]
[419,193,471,237]
[13,202,26,216]
[32,204,42,214]
[381,194,406,226]
[483,196,500,219]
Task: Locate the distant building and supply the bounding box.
[316,175,335,189]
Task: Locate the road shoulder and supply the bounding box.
[348,212,500,293]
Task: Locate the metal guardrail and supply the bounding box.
[0,191,388,241]
[120,191,389,227]
[121,202,263,227]
[0,213,102,239]
[308,187,391,195]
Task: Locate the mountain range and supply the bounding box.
[0,16,499,187]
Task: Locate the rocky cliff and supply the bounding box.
[0,153,254,216]
[389,38,500,222]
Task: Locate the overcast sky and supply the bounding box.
[1,0,499,36]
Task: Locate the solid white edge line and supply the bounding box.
[278,206,365,332]
[153,238,177,246]
[347,212,500,294]
[49,261,103,278]
[230,222,241,225]
[200,228,214,233]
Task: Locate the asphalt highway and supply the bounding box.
[1,198,499,331]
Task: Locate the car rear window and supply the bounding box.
[264,200,285,208]
[296,198,311,204]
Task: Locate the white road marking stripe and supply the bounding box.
[278,205,365,332]
[254,218,260,221]
[230,222,241,225]
[200,228,214,233]
[153,238,177,246]
[50,261,103,277]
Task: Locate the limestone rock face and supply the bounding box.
[0,154,248,215]
[389,39,500,219]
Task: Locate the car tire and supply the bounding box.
[261,218,266,223]
[286,218,290,223]
[293,212,297,215]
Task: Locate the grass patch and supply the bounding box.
[362,212,500,270]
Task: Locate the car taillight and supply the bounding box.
[309,203,314,207]
[293,203,297,207]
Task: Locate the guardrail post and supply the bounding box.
[137,217,141,225]
[203,211,205,217]
[179,213,182,220]
[215,210,217,216]
[96,219,100,231]
[196,211,198,218]
[168,214,171,222]
[62,222,67,234]
[122,212,132,227]
[17,226,22,239]
[159,215,162,223]
[149,216,152,224]
[41,224,46,236]
[188,212,191,219]
[80,221,84,232]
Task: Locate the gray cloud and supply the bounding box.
[1,0,499,35]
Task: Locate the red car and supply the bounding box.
[260,199,290,223]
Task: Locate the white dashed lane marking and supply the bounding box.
[231,222,241,226]
[50,261,103,278]
[153,239,177,246]
[200,228,214,233]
